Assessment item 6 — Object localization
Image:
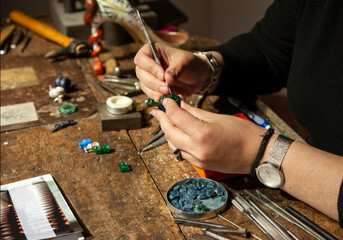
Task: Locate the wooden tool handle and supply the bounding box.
[0,25,16,47]
[9,11,72,47]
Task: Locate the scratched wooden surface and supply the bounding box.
[1,16,342,240]
[0,30,97,132]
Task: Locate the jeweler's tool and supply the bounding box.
[10,28,24,49]
[175,218,250,238]
[139,128,165,152]
[151,124,161,136]
[97,80,120,95]
[0,24,16,47]
[285,206,338,240]
[217,214,263,240]
[139,135,167,154]
[175,218,234,229]
[9,11,91,60]
[20,30,31,52]
[135,9,172,95]
[244,190,300,226]
[241,192,294,240]
[233,193,281,240]
[228,97,271,129]
[0,40,11,55]
[104,74,139,85]
[255,190,327,240]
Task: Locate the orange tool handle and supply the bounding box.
[9,11,73,48]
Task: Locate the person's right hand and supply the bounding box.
[134,43,212,101]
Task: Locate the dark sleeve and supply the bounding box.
[209,0,304,98]
[339,179,343,228]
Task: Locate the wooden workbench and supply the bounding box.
[1,18,342,240]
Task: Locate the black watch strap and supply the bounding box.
[250,128,274,177]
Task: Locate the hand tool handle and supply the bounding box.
[0,25,16,47]
[9,11,72,48]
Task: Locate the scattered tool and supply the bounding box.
[0,40,11,55]
[9,11,91,60]
[0,24,16,47]
[20,30,31,52]
[285,206,338,240]
[233,192,290,240]
[175,218,250,238]
[139,135,167,154]
[10,28,24,49]
[52,120,77,133]
[254,190,327,240]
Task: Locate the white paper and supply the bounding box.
[1,102,39,126]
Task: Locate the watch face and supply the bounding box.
[256,164,284,188]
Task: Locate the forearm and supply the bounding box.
[260,134,343,220]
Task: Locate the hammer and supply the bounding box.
[9,11,91,59]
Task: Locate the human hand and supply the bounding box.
[151,98,267,174]
[134,43,212,101]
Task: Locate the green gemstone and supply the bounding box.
[195,204,210,213]
[146,95,181,112]
[94,144,110,154]
[118,160,131,172]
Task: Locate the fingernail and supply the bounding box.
[157,71,164,80]
[150,109,157,117]
[160,86,168,94]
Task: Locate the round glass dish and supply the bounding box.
[166,178,228,220]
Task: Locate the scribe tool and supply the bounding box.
[135,9,172,95]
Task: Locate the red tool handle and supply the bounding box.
[9,11,73,48]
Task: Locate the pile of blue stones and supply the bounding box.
[168,178,227,213]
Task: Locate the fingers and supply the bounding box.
[151,108,191,149]
[134,44,164,80]
[139,81,164,102]
[180,100,216,122]
[162,98,211,136]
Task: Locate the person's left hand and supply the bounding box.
[151,98,267,174]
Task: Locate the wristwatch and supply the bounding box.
[255,134,294,188]
[193,51,220,95]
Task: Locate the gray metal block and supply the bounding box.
[97,102,141,131]
[49,0,90,41]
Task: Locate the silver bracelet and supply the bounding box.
[193,51,220,95]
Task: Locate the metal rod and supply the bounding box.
[97,80,120,95]
[231,199,274,240]
[285,206,338,240]
[20,30,31,52]
[255,190,326,240]
[203,229,233,240]
[243,194,293,240]
[174,218,234,229]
